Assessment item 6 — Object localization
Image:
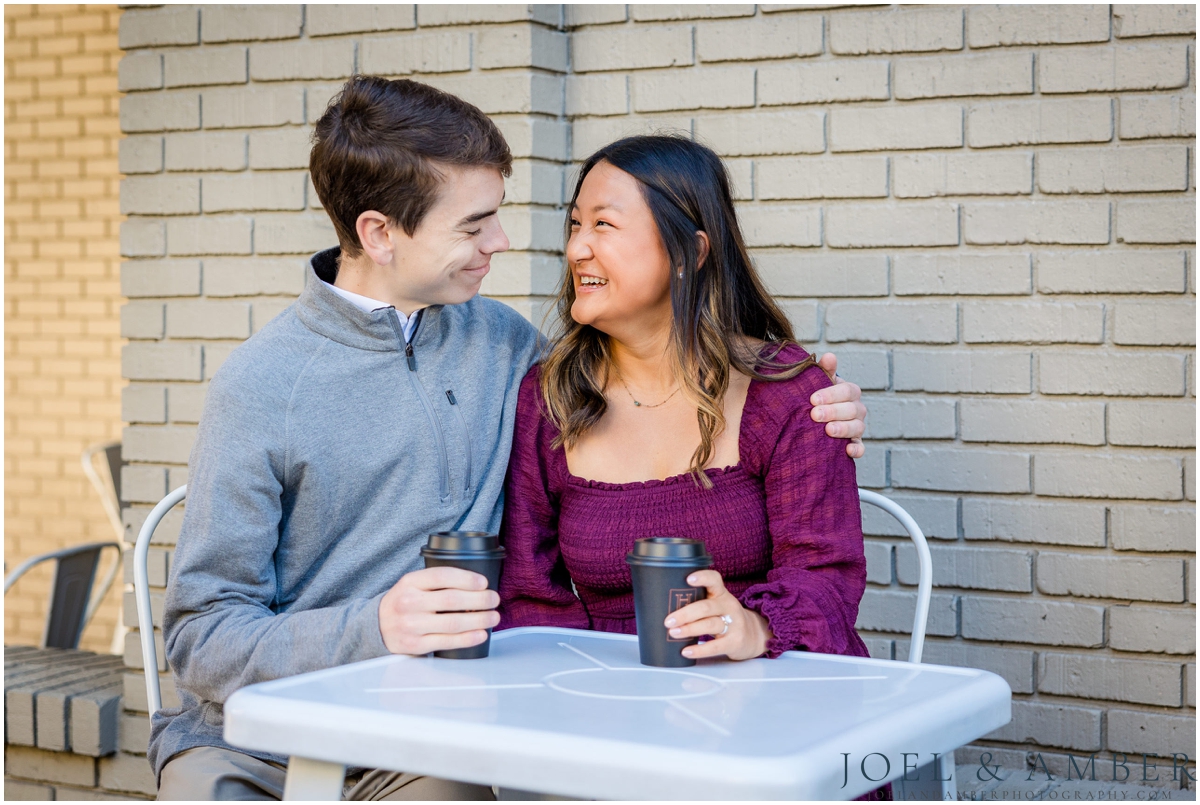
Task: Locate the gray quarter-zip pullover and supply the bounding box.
[148,246,542,777]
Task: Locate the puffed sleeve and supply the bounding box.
[738,363,869,659]
[497,369,591,630]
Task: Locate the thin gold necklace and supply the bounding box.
[613,369,680,408]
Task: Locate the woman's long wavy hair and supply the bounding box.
[539,134,819,487]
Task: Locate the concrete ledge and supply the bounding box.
[4,647,124,757]
[4,774,153,801]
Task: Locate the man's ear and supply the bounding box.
[355,210,395,266]
[695,230,711,270]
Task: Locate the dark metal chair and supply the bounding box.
[4,541,122,650]
[3,441,125,650]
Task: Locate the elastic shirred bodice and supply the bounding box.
[559,465,770,631]
[498,343,871,661]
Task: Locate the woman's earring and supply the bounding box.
[678,271,683,278]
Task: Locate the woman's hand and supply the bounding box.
[812,352,867,459]
[664,570,773,661]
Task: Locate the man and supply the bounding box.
[150,75,868,800]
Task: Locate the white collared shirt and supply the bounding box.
[323,280,419,342]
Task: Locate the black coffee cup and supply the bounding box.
[420,532,505,660]
[626,537,713,668]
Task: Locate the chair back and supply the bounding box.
[44,547,102,649]
[3,541,122,650]
[134,484,187,719]
[82,441,128,654]
[857,489,932,664]
[104,444,123,507]
[82,441,123,541]
[131,488,931,710]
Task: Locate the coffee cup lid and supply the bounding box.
[426,532,497,551]
[625,537,712,567]
[421,532,505,559]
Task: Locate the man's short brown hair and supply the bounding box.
[310,76,512,257]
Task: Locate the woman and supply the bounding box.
[497,134,869,664]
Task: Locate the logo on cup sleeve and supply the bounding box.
[666,588,696,642]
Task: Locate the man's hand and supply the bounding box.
[812,352,867,459]
[378,567,499,656]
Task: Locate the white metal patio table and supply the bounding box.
[223,626,1011,800]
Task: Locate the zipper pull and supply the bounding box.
[446,390,457,405]
[405,342,416,371]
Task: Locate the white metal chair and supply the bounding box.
[858,488,954,800]
[82,441,125,543]
[857,488,931,664]
[133,483,186,718]
[82,440,130,654]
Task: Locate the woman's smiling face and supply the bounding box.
[565,161,674,338]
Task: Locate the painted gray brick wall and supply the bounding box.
[116,3,1196,780]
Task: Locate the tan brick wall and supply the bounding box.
[5,4,125,653]
[116,3,1195,774]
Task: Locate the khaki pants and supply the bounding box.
[158,746,496,801]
